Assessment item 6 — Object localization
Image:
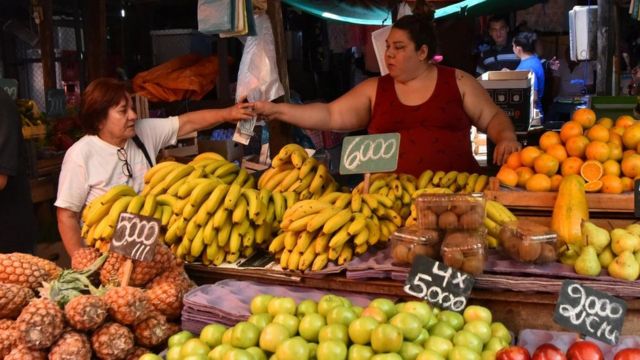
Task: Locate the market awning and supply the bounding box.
[434,0,545,20]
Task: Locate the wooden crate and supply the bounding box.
[485,177,634,213]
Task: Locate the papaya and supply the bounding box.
[551,174,589,247]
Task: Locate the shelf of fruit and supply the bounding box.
[490,110,639,213]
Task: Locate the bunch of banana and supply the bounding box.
[271,191,402,272]
[483,200,517,248]
[258,144,337,199]
[80,185,171,252]
[351,173,417,226]
[416,169,489,194]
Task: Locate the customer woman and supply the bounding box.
[512,31,545,117]
[56,78,254,256]
[252,13,520,176]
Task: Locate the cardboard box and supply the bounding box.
[163,131,198,158]
[198,139,244,162]
[478,71,534,133]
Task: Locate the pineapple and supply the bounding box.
[0,319,14,330]
[145,280,185,320]
[9,253,61,279]
[125,346,151,360]
[133,312,175,348]
[5,344,46,360]
[48,331,92,360]
[122,244,173,287]
[0,283,34,319]
[16,298,64,349]
[100,252,126,286]
[0,254,51,290]
[71,247,102,271]
[65,295,107,331]
[0,328,19,359]
[145,265,192,291]
[103,286,150,325]
[91,322,134,360]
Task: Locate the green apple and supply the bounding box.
[251,294,274,314]
[318,324,349,344]
[416,349,445,360]
[348,344,374,360]
[484,337,508,352]
[369,298,397,320]
[299,313,326,342]
[390,312,423,341]
[259,323,291,353]
[423,336,453,357]
[401,301,432,327]
[230,321,260,349]
[248,313,273,331]
[275,337,310,360]
[339,297,352,308]
[463,305,492,324]
[437,310,464,331]
[308,342,318,359]
[317,295,345,316]
[490,322,511,344]
[413,329,429,345]
[426,314,439,330]
[168,330,194,348]
[400,341,424,360]
[361,307,387,323]
[352,306,363,317]
[370,354,402,360]
[449,346,481,360]
[166,347,182,360]
[326,306,357,326]
[348,316,379,345]
[396,302,406,313]
[370,324,403,353]
[429,322,456,340]
[139,354,162,360]
[268,297,297,316]
[481,350,497,360]
[273,313,300,336]
[463,320,492,344]
[200,323,227,348]
[222,348,255,360]
[297,299,318,317]
[316,340,347,360]
[452,330,483,353]
[183,355,208,360]
[180,338,210,358]
[246,347,267,360]
[221,328,232,344]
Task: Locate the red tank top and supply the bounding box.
[368,66,481,177]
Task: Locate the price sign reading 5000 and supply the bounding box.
[111,213,159,262]
[339,133,400,175]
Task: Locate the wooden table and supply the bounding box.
[186,264,640,336]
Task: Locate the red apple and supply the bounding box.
[614,348,640,360]
[532,343,567,360]
[496,346,531,360]
[566,341,604,360]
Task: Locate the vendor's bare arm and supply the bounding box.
[0,174,7,191]
[57,207,84,256]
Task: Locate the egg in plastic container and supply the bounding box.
[390,226,442,266]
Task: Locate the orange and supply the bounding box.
[621,177,634,192]
[565,136,590,158]
[602,159,621,177]
[504,152,522,170]
[546,144,568,163]
[550,174,563,191]
[611,126,626,137]
[623,149,637,159]
[597,117,613,129]
[622,124,640,150]
[609,130,623,146]
[584,180,603,193]
[601,175,623,194]
[496,166,518,187]
[519,146,542,167]
[515,167,534,188]
[525,174,551,192]
[561,157,584,176]
[538,131,561,151]
[621,154,640,178]
[608,142,623,161]
[571,108,596,129]
[586,124,610,142]
[580,160,604,182]
[584,141,611,162]
[615,115,636,128]
[533,153,559,176]
[560,121,584,143]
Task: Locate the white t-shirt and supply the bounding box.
[55,116,179,212]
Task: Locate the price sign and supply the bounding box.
[0,78,18,100]
[339,133,400,175]
[404,255,475,312]
[634,179,640,218]
[553,280,626,345]
[46,89,66,117]
[111,213,159,262]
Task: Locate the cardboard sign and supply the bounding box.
[0,78,18,100]
[635,179,640,218]
[111,213,159,262]
[339,133,400,175]
[553,280,626,345]
[46,89,66,117]
[404,255,475,312]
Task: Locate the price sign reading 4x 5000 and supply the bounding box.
[404,255,474,312]
[111,213,159,262]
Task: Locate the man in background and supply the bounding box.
[476,15,520,75]
[0,88,37,253]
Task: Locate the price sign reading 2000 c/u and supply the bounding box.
[339,133,400,175]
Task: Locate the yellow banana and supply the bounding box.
[214,162,240,178]
[203,217,216,245]
[126,195,146,214]
[355,242,369,255]
[282,192,298,210]
[417,170,434,189]
[431,171,446,186]
[372,194,393,208]
[213,249,226,266]
[487,235,499,249]
[229,226,242,253]
[217,217,233,247]
[361,203,372,218]
[99,184,136,206]
[328,243,343,261]
[364,219,380,246]
[304,207,340,233]
[84,225,97,246]
[312,253,329,271]
[474,175,489,192]
[484,216,501,238]
[272,192,286,222]
[242,175,256,189]
[309,164,328,194]
[166,177,188,197]
[353,227,370,246]
[347,214,367,236]
[368,179,387,194]
[295,171,315,193]
[298,242,317,271]
[165,220,181,244]
[318,192,343,204]
[144,164,178,195]
[276,168,300,192]
[287,250,301,271]
[105,195,133,227]
[258,188,272,206]
[321,182,339,197]
[322,208,353,235]
[205,241,219,261]
[177,178,209,199]
[399,178,417,195]
[187,166,206,180]
[328,221,352,249]
[223,183,243,210]
[389,179,403,197]
[218,172,237,185]
[314,233,330,254]
[139,195,157,217]
[361,194,378,209]
[152,205,163,220]
[243,227,255,247]
[231,168,249,187]
[350,193,362,212]
[456,172,470,188]
[258,168,278,189]
[85,201,114,227]
[203,159,228,175]
[383,208,403,227]
[143,161,177,184]
[463,173,479,193]
[242,189,261,220]
[255,222,270,244]
[286,213,316,232]
[299,157,318,179]
[184,217,201,242]
[440,171,459,187]
[212,207,230,229]
[294,231,314,253]
[191,152,225,164]
[290,149,308,168]
[491,200,517,222]
[155,164,194,195]
[269,233,286,253]
[332,193,352,210]
[280,249,291,269]
[337,244,353,265]
[226,252,240,263]
[263,169,292,191]
[188,180,220,209]
[284,231,298,250]
[160,205,172,227]
[190,228,205,257]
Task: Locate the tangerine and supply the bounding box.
[550,174,563,191]
[519,146,542,167]
[584,180,603,193]
[546,144,568,163]
[533,153,560,176]
[602,159,621,177]
[525,174,552,192]
[504,152,522,170]
[584,141,610,162]
[597,117,613,129]
[565,136,590,158]
[621,154,640,178]
[609,130,623,146]
[515,167,535,188]
[560,121,584,143]
[539,131,561,150]
[571,108,596,129]
[622,123,640,150]
[601,175,623,194]
[621,177,634,192]
[608,142,623,161]
[496,167,518,187]
[586,124,610,142]
[623,150,637,159]
[611,126,626,137]
[580,160,604,182]
[615,115,636,128]
[561,157,584,176]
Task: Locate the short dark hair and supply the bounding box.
[513,31,537,54]
[488,15,509,27]
[392,13,437,60]
[79,78,131,135]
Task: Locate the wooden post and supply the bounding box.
[120,259,133,287]
[363,173,371,194]
[596,0,614,96]
[84,0,107,81]
[35,0,56,91]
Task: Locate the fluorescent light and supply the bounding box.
[121,9,125,18]
[321,12,340,20]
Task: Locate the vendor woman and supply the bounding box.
[252,13,521,177]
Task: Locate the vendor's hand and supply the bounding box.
[548,56,560,71]
[227,100,255,122]
[253,101,278,121]
[493,139,521,165]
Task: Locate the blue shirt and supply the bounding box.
[516,55,545,112]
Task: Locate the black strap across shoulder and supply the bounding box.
[132,135,154,167]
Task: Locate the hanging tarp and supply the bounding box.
[434,0,544,20]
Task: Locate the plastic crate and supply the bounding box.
[588,96,637,120]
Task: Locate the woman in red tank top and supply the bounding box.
[252,13,521,177]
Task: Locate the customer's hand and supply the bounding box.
[226,100,255,122]
[493,139,522,165]
[253,101,278,121]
